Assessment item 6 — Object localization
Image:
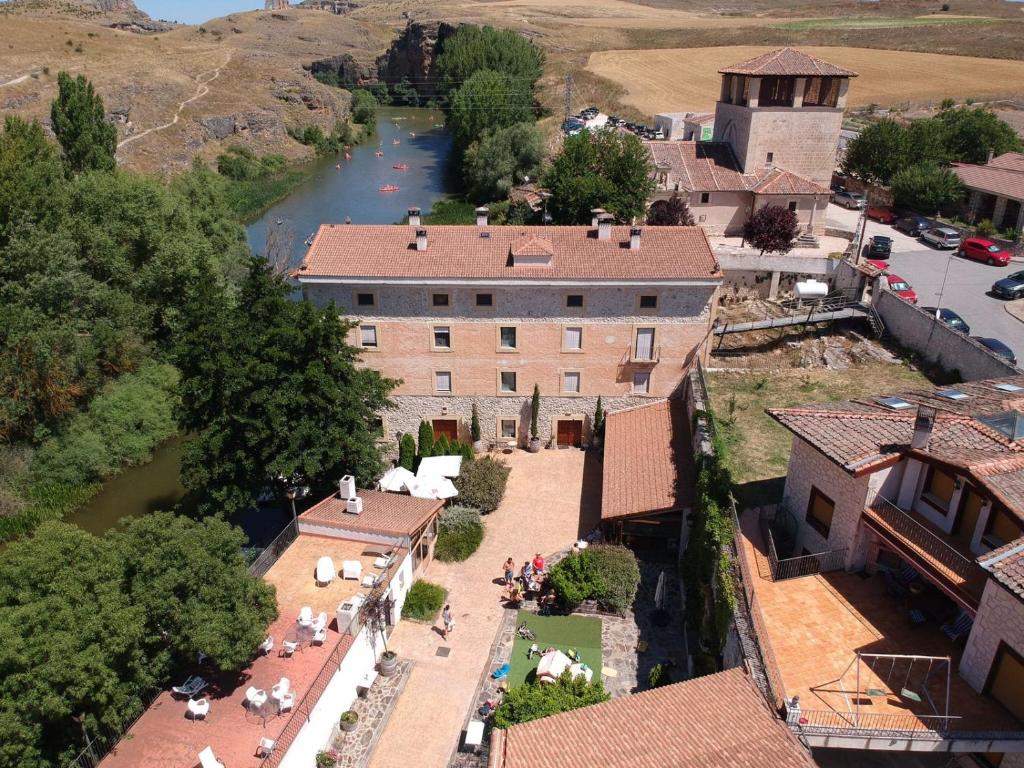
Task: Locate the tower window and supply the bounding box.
[804,77,840,108]
[766,152,774,165]
[758,76,794,107]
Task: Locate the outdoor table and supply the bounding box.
[284,623,316,651]
[245,694,280,725]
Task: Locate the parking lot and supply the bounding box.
[827,204,1023,363]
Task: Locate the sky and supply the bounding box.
[136,1,262,24]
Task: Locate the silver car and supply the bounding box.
[921,226,962,249]
[833,190,866,209]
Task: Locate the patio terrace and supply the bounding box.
[100,534,395,768]
[737,510,1019,741]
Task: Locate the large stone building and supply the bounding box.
[647,48,857,237]
[295,211,722,447]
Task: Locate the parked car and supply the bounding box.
[894,215,935,236]
[921,226,962,249]
[992,270,1024,300]
[866,206,898,224]
[958,237,1011,266]
[866,235,892,258]
[833,190,867,209]
[885,274,918,304]
[922,307,971,335]
[972,337,1018,366]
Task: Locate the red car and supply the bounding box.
[959,237,1011,266]
[866,206,898,224]
[885,274,918,304]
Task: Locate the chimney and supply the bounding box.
[911,405,936,450]
[408,206,421,226]
[475,206,489,226]
[590,208,607,227]
[987,148,995,164]
[339,475,357,500]
[629,226,642,250]
[415,228,428,252]
[597,213,613,240]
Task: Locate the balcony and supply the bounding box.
[628,345,660,365]
[863,498,987,613]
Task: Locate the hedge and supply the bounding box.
[453,456,510,513]
[434,505,485,562]
[548,544,640,615]
[401,580,447,623]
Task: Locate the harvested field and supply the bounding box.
[587,45,1024,113]
[770,15,993,29]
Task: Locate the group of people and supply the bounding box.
[502,554,557,614]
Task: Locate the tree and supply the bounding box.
[530,384,540,440]
[350,89,378,125]
[463,122,544,201]
[890,163,964,215]
[448,70,533,153]
[399,433,416,471]
[905,118,951,168]
[593,395,604,439]
[175,259,396,517]
[743,204,799,256]
[841,118,908,185]
[646,192,695,226]
[0,116,65,247]
[435,25,544,97]
[493,671,610,728]
[937,106,1021,164]
[417,419,435,459]
[542,130,654,224]
[471,403,481,443]
[50,72,117,174]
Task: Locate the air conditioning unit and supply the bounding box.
[339,475,357,500]
[346,496,363,515]
[336,594,365,634]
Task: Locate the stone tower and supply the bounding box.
[711,48,857,186]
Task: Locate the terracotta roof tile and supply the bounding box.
[952,154,1024,202]
[980,536,1024,598]
[601,399,693,520]
[990,152,1024,172]
[295,225,722,281]
[751,168,830,195]
[510,234,554,258]
[719,47,858,77]
[299,489,443,538]
[646,141,826,194]
[494,667,815,768]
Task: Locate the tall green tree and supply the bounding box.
[0,116,65,246]
[50,72,117,174]
[435,25,544,97]
[841,118,909,185]
[937,106,1022,164]
[350,89,378,125]
[175,259,397,517]
[448,70,534,153]
[463,122,544,201]
[890,163,963,214]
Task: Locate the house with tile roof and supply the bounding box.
[952,152,1024,234]
[646,48,856,238]
[295,214,722,448]
[735,375,1024,757]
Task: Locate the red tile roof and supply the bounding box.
[980,536,1024,598]
[601,399,693,520]
[751,168,830,195]
[295,225,722,281]
[299,489,443,538]
[952,153,1024,202]
[492,667,816,768]
[719,47,858,78]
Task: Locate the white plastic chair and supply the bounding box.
[245,687,268,707]
[278,692,294,713]
[311,612,328,632]
[257,737,276,757]
[315,556,335,586]
[312,627,327,646]
[281,640,299,657]
[187,698,209,722]
[198,747,224,768]
[258,636,274,656]
[298,606,313,626]
[342,560,363,580]
[271,677,291,701]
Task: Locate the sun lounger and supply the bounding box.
[942,611,973,642]
[343,560,363,580]
[171,676,207,698]
[198,747,224,768]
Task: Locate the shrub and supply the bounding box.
[548,549,605,607]
[350,89,378,125]
[398,433,416,471]
[471,404,481,442]
[453,456,510,513]
[492,671,609,728]
[435,504,484,562]
[402,580,447,622]
[435,433,452,456]
[530,384,540,439]
[648,663,672,688]
[340,710,358,725]
[417,420,434,459]
[315,751,335,768]
[976,218,997,238]
[548,545,640,614]
[593,396,604,439]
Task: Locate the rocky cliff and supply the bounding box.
[375,21,459,98]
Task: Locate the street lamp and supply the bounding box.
[934,252,956,316]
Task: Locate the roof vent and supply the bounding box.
[629,226,642,250]
[597,213,613,241]
[876,396,914,411]
[994,382,1024,393]
[415,228,427,252]
[911,405,936,450]
[475,206,489,226]
[480,231,491,239]
[937,389,969,401]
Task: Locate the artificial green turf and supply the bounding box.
[507,610,602,689]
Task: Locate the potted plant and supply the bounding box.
[471,403,483,454]
[528,384,541,452]
[379,649,399,677]
[316,750,336,768]
[339,710,359,732]
[592,396,605,450]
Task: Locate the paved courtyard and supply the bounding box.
[367,448,601,768]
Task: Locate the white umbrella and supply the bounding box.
[404,476,458,500]
[378,466,415,493]
[654,570,666,611]
[416,455,462,479]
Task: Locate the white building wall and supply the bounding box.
[961,579,1024,693]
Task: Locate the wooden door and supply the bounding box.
[953,488,984,551]
[556,420,582,447]
[988,644,1024,723]
[432,419,458,442]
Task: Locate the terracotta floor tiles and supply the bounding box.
[738,510,1017,733]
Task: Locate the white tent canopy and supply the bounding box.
[378,466,415,493]
[405,476,458,500]
[416,455,462,479]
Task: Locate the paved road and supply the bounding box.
[827,203,1023,363]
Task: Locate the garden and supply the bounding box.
[508,611,602,688]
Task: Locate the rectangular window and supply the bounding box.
[433,326,451,349]
[632,371,650,394]
[564,326,582,351]
[563,371,580,394]
[700,192,710,204]
[635,327,656,360]
[500,419,517,439]
[475,292,493,307]
[804,76,839,107]
[431,292,450,308]
[923,466,956,511]
[639,295,658,310]
[766,152,774,164]
[499,326,517,350]
[788,201,798,212]
[986,508,1022,547]
[360,325,378,348]
[566,294,584,308]
[356,292,375,307]
[435,371,452,393]
[806,487,835,538]
[370,416,385,439]
[500,371,517,393]
[759,76,794,107]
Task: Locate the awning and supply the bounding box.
[416,455,463,479]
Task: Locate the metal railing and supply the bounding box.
[790,708,960,738]
[628,344,661,364]
[64,687,162,768]
[249,519,299,578]
[759,508,847,581]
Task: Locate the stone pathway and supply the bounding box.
[330,660,414,768]
[368,450,601,768]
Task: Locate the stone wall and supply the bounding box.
[961,579,1024,693]
[873,288,1020,380]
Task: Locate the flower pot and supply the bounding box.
[379,652,399,677]
[528,437,541,453]
[472,439,484,455]
[592,435,603,450]
[339,712,359,732]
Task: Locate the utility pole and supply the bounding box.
[564,73,573,121]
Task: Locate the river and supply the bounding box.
[65,107,453,540]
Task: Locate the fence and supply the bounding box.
[790,708,959,738]
[64,687,162,768]
[249,519,299,578]
[759,509,847,582]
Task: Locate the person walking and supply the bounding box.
[503,557,515,587]
[442,604,454,640]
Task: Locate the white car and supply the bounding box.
[921,226,962,249]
